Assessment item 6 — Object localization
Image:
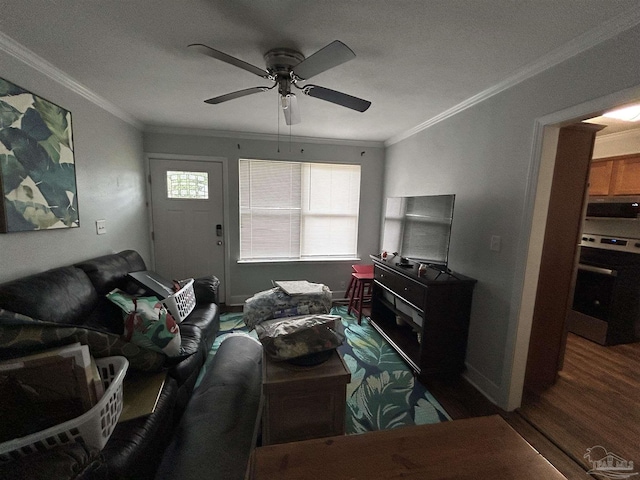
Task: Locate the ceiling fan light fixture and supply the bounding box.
[191,40,371,124]
[603,104,640,122]
[282,94,300,125]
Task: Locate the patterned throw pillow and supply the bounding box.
[256,314,345,361]
[107,289,181,357]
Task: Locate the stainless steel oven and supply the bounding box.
[568,234,640,345]
[572,263,617,322]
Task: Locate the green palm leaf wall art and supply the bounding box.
[0,77,79,232]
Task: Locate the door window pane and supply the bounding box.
[167,171,208,199]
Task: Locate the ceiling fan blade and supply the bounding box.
[282,94,301,125]
[301,85,371,112]
[293,40,355,80]
[204,86,272,104]
[189,43,271,79]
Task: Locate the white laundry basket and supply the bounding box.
[162,278,196,322]
[0,356,128,463]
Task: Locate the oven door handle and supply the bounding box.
[578,263,617,277]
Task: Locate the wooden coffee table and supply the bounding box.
[248,415,567,479]
[261,349,351,445]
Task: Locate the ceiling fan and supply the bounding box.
[188,40,371,125]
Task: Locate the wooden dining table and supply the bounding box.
[246,414,567,479]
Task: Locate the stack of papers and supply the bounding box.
[274,281,326,295]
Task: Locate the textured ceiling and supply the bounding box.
[0,1,639,142]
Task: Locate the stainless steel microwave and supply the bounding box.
[586,197,640,219]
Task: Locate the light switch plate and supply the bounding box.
[490,235,501,252]
[96,219,106,235]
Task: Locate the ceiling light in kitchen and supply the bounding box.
[603,104,640,122]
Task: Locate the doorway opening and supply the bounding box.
[514,99,640,472]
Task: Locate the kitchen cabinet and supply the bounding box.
[369,256,476,378]
[589,154,640,197]
[610,154,640,195]
[588,159,614,196]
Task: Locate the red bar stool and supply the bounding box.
[344,264,373,300]
[347,265,374,324]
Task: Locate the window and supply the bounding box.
[239,159,361,261]
[166,171,208,199]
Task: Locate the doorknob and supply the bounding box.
[217,241,223,246]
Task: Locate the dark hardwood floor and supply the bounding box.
[424,333,640,479]
[516,333,640,476]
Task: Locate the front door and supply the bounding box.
[149,158,225,302]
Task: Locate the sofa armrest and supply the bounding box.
[192,276,220,305]
[155,335,262,480]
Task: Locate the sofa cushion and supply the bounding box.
[75,254,131,295]
[119,249,147,272]
[0,267,98,325]
[75,251,146,296]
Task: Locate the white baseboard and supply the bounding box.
[462,362,503,409]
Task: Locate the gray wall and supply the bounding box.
[0,51,150,283]
[385,25,640,408]
[143,131,385,304]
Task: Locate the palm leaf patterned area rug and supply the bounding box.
[197,305,450,434]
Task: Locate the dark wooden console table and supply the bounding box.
[370,255,476,378]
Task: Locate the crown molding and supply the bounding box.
[385,4,640,147]
[143,125,385,148]
[592,126,640,158]
[598,126,640,142]
[0,31,142,129]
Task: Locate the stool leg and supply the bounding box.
[356,280,365,325]
[344,275,355,299]
[348,278,358,315]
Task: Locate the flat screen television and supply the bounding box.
[381,194,456,269]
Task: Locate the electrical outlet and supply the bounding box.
[96,219,106,235]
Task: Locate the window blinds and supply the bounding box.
[239,159,360,261]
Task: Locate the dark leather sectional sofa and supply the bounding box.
[0,250,263,480]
